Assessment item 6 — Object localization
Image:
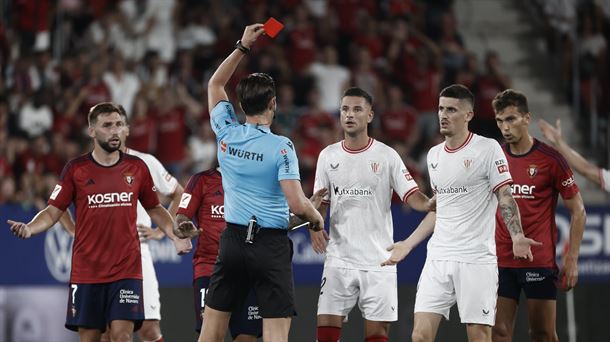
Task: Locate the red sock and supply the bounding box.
[317,326,341,342]
[365,335,388,342]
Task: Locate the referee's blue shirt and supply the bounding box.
[210,101,300,229]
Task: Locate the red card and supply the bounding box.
[264,17,284,38]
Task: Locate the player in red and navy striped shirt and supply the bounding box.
[176,167,262,341]
[492,90,586,342]
[7,102,191,340]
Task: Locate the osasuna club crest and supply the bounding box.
[124,174,134,185]
[527,165,538,178]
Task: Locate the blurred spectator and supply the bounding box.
[472,51,511,140]
[379,85,420,154]
[298,88,336,141]
[17,89,53,137]
[309,45,351,113]
[103,53,141,116]
[187,121,216,174]
[126,92,157,154]
[286,5,317,73]
[273,83,301,137]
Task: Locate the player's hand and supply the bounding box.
[381,241,412,266]
[174,220,200,239]
[559,254,579,291]
[137,224,164,242]
[7,220,32,239]
[172,237,193,255]
[309,188,328,210]
[538,119,563,146]
[240,24,265,49]
[512,234,542,262]
[309,229,329,254]
[427,194,436,212]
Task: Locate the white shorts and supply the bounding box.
[317,266,398,322]
[141,243,161,320]
[414,260,498,325]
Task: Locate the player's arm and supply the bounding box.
[7,205,64,239]
[147,205,192,255]
[561,193,586,289]
[140,183,186,241]
[539,119,600,186]
[495,184,542,261]
[207,24,265,111]
[381,211,436,266]
[404,191,435,212]
[59,211,75,237]
[281,180,325,231]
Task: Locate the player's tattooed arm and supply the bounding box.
[496,184,523,237]
[495,184,542,261]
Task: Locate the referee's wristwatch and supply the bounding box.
[235,40,250,54]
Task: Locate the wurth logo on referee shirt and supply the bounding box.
[87,192,134,208]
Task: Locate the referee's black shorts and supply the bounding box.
[204,223,296,318]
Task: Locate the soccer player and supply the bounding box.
[539,118,610,193]
[7,102,192,342]
[382,84,540,342]
[175,24,325,342]
[176,166,262,342]
[309,87,434,342]
[492,89,586,342]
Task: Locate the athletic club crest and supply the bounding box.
[463,159,473,169]
[528,165,538,178]
[124,174,134,185]
[370,162,381,174]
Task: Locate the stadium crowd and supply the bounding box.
[1,0,606,209]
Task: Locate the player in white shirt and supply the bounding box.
[539,118,610,193]
[310,87,435,342]
[381,85,540,342]
[119,105,185,342]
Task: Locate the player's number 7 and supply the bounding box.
[71,284,78,304]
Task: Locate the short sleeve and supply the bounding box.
[488,140,513,193]
[138,165,161,210]
[551,155,580,200]
[142,154,178,196]
[177,174,205,218]
[209,100,239,140]
[276,138,300,181]
[389,149,419,202]
[48,163,75,211]
[313,150,330,204]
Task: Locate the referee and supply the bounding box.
[179,24,325,342]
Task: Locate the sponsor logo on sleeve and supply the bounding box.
[50,184,62,200]
[495,159,509,173]
[562,176,575,187]
[402,169,413,181]
[179,193,192,209]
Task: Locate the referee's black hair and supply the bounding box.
[492,89,529,115]
[439,84,474,108]
[342,87,373,107]
[237,73,276,116]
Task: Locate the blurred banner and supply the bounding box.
[2,204,610,286]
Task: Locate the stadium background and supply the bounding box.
[0,0,609,341]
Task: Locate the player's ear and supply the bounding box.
[524,112,532,124]
[367,109,374,124]
[466,110,474,122]
[268,96,277,112]
[87,125,95,138]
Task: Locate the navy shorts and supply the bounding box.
[194,276,262,338]
[65,279,144,332]
[498,267,558,301]
[205,224,296,318]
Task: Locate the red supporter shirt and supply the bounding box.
[48,152,160,283]
[156,108,186,164]
[496,140,579,268]
[176,169,225,279]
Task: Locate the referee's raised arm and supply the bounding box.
[207,24,264,112]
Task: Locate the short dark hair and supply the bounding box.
[439,84,474,108]
[117,104,130,124]
[492,89,529,115]
[236,73,276,115]
[342,87,373,107]
[88,102,124,126]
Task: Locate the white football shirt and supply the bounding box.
[126,148,178,244]
[314,138,419,271]
[427,132,512,264]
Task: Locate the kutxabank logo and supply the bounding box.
[44,223,73,282]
